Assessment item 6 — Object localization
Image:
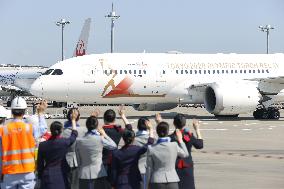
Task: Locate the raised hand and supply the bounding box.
[155,113,162,124]
[175,129,183,143]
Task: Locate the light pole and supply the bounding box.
[259,25,274,54]
[56,18,71,61]
[105,3,120,53]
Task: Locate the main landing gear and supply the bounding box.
[253,107,280,120]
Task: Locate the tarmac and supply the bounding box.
[41,105,284,189]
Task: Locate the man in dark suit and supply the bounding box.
[170,114,203,189]
[102,107,132,187]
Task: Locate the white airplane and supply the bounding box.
[0,18,92,104]
[0,66,46,94]
[30,52,284,119]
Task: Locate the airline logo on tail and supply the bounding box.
[73,18,91,57]
[75,40,86,56]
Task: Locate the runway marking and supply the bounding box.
[200,128,228,131]
[202,122,209,125]
[268,128,273,130]
[242,128,252,131]
[199,151,284,160]
[233,125,239,127]
[218,121,223,124]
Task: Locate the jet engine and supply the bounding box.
[132,103,178,111]
[204,82,260,116]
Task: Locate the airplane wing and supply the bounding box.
[247,76,284,83]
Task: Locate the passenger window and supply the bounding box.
[114,70,117,74]
[235,70,238,74]
[139,70,142,74]
[51,69,63,75]
[194,70,197,74]
[190,70,193,74]
[143,70,146,74]
[181,70,183,74]
[176,70,179,74]
[204,70,206,74]
[134,70,136,74]
[42,69,54,75]
[266,69,269,73]
[253,70,255,73]
[217,70,220,74]
[104,70,108,75]
[213,70,215,74]
[222,70,224,74]
[226,70,228,74]
[258,69,260,73]
[124,70,128,74]
[199,70,202,74]
[249,70,251,73]
[185,70,188,74]
[120,70,123,74]
[208,70,211,74]
[244,70,246,73]
[231,70,233,74]
[262,70,265,73]
[240,70,242,74]
[129,70,132,74]
[163,70,166,74]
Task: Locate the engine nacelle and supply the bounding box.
[204,82,260,115]
[132,103,178,111]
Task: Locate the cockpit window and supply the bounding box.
[51,69,63,75]
[42,69,54,75]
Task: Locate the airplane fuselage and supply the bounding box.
[30,53,284,106]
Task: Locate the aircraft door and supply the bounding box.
[155,69,167,94]
[82,64,96,84]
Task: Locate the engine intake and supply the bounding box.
[204,82,260,115]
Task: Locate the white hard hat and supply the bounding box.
[0,105,8,118]
[11,97,27,109]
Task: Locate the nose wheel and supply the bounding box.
[253,108,280,120]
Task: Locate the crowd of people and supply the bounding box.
[0,97,203,189]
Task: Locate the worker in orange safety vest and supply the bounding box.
[0,97,36,189]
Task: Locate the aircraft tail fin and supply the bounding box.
[73,18,91,57]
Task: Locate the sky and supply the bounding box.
[0,0,283,67]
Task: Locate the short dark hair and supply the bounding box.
[67,108,80,122]
[104,109,116,123]
[0,118,5,125]
[50,121,63,137]
[122,129,135,145]
[86,116,98,132]
[137,117,149,131]
[173,113,186,129]
[156,121,169,137]
[12,109,25,117]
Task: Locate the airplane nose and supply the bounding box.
[30,78,43,97]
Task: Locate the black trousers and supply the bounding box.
[177,166,195,189]
[150,182,179,189]
[79,177,110,189]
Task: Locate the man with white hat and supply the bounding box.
[0,105,8,125]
